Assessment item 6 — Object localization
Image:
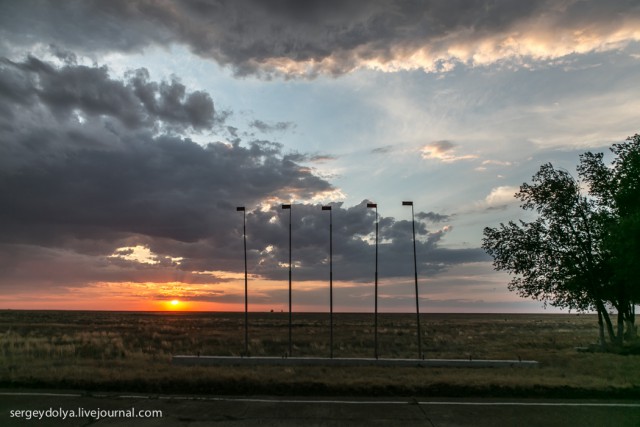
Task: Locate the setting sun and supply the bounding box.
[164,299,185,311]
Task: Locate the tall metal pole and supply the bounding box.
[367,203,379,359]
[237,206,248,356]
[403,201,421,359]
[282,204,292,356]
[322,205,333,358]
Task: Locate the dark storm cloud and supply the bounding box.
[239,201,482,284]
[0,130,331,244]
[0,55,335,281]
[0,56,221,131]
[0,55,483,293]
[2,0,638,78]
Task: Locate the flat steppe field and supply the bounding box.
[1,310,638,398]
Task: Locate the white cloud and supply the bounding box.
[484,186,520,208]
[482,160,513,166]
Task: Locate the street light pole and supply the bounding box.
[281,204,292,356]
[236,206,249,356]
[402,201,422,359]
[367,202,379,359]
[322,205,333,358]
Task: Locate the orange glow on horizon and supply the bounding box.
[1,273,562,313]
[165,299,185,311]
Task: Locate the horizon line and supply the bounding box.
[0,308,591,315]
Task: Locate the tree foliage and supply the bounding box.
[483,134,640,347]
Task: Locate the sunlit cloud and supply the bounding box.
[307,188,348,204]
[421,141,478,163]
[243,7,640,78]
[190,12,640,78]
[189,270,253,281]
[109,245,183,265]
[4,1,638,78]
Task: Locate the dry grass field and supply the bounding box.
[1,310,639,398]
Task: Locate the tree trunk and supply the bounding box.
[597,301,616,345]
[597,308,606,348]
[624,303,637,341]
[617,309,625,346]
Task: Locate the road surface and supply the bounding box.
[1,390,639,426]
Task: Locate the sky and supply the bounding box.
[0,0,639,313]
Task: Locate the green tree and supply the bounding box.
[483,134,640,348]
[482,164,613,346]
[579,134,640,341]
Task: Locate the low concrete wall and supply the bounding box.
[172,355,538,368]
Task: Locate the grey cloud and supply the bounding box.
[416,211,450,222]
[238,201,480,284]
[0,55,335,283]
[0,130,332,244]
[2,1,638,78]
[0,1,170,55]
[249,119,295,133]
[380,218,429,241]
[429,140,456,152]
[0,243,221,292]
[1,56,221,131]
[309,154,337,163]
[283,152,337,163]
[371,146,393,155]
[0,53,484,294]
[126,68,227,129]
[49,44,78,65]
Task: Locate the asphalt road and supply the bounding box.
[1,390,639,426]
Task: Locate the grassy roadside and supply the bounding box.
[1,311,639,398]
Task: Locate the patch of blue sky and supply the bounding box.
[97,41,640,251]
